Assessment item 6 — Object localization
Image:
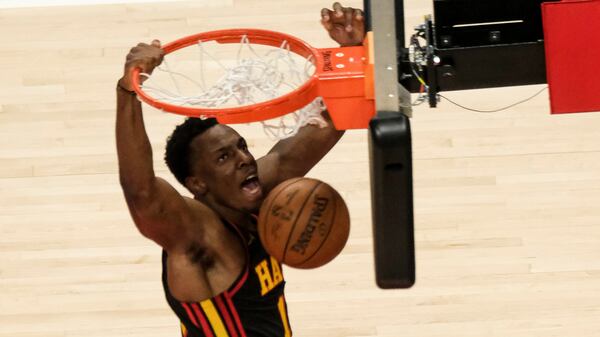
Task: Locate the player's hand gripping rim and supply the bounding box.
[321,2,365,47]
[119,39,165,92]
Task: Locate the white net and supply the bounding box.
[140,35,327,140]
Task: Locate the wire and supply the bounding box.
[438,86,548,113]
[406,30,548,114]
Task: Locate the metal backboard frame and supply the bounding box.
[364,0,416,289]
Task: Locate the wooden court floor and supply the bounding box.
[1,1,600,336]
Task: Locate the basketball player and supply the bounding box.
[116,3,364,336]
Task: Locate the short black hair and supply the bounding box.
[165,117,219,186]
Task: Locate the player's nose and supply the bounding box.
[237,149,254,168]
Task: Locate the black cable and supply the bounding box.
[407,30,549,114]
[437,86,548,113]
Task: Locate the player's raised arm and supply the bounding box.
[116,40,193,251]
[321,2,365,47]
[257,3,365,190]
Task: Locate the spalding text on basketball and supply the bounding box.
[291,196,329,255]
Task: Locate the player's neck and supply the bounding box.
[223,211,257,234]
[204,201,256,232]
[194,194,257,232]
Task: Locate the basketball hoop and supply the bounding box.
[131,28,376,136]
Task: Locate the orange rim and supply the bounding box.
[131,28,322,124]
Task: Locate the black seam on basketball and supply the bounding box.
[281,180,323,263]
[297,187,339,267]
[260,177,303,259]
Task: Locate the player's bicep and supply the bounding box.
[123,177,191,249]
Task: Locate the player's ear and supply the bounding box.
[185,176,207,196]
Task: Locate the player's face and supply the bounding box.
[190,125,263,212]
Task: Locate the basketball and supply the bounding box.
[258,177,350,269]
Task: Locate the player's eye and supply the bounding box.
[218,153,229,162]
[239,139,248,151]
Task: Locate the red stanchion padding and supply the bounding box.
[542,0,600,114]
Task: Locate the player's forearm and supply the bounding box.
[294,116,345,167]
[115,86,157,195]
[273,112,345,177]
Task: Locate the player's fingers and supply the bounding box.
[354,8,364,22]
[321,20,333,31]
[125,53,153,72]
[151,40,165,65]
[142,60,158,75]
[321,8,334,30]
[149,58,158,69]
[333,2,343,18]
[343,7,354,32]
[154,53,165,68]
[321,8,332,21]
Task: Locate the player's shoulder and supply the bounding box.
[182,196,218,221]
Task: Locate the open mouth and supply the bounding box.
[241,174,262,197]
